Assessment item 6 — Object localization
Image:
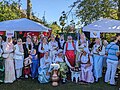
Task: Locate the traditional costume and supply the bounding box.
[57,35,65,50]
[54,49,68,83]
[38,42,49,59]
[3,37,16,83]
[78,48,94,83]
[30,49,39,79]
[38,51,51,83]
[49,35,58,61]
[91,39,105,82]
[76,39,87,61]
[23,36,33,78]
[0,44,4,82]
[14,42,24,79]
[64,36,75,67]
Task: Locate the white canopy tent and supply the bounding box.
[0,18,49,32]
[83,18,120,33]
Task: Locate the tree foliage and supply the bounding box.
[0,0,24,21]
[49,22,61,35]
[72,0,119,26]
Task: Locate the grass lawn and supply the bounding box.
[0,78,118,90]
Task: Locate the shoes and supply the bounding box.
[61,78,66,84]
[25,75,28,78]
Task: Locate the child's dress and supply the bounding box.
[31,54,39,78]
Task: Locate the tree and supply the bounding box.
[59,11,67,32]
[0,0,23,21]
[49,22,61,35]
[72,0,119,26]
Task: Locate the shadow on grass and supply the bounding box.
[0,78,118,90]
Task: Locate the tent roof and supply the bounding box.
[83,18,120,33]
[0,18,49,32]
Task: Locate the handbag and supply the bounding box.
[2,53,9,59]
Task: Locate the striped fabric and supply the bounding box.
[106,42,119,61]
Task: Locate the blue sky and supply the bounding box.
[19,0,76,24]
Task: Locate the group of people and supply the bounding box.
[0,33,120,86]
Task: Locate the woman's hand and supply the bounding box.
[85,64,91,69]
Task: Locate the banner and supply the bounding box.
[90,31,100,38]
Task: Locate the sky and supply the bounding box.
[19,0,77,24]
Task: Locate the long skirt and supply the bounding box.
[0,57,4,82]
[4,59,16,83]
[65,50,75,67]
[59,62,68,79]
[93,54,103,80]
[38,67,50,83]
[31,59,38,78]
[81,64,94,83]
[15,59,23,78]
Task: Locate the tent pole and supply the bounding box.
[14,31,17,39]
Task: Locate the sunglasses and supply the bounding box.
[18,41,22,42]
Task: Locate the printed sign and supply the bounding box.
[6,30,14,37]
[90,31,100,38]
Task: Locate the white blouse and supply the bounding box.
[48,41,58,51]
[40,56,52,69]
[54,56,64,63]
[76,40,87,52]
[63,42,75,54]
[38,43,49,53]
[80,54,93,64]
[14,44,24,60]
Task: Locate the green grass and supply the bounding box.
[0,78,118,90]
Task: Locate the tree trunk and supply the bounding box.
[27,0,31,19]
[118,0,120,20]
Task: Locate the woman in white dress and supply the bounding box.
[91,38,105,82]
[38,51,51,83]
[38,37,49,59]
[14,38,24,79]
[3,36,16,83]
[76,33,88,63]
[79,48,94,83]
[49,34,58,61]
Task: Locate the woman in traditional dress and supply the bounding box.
[49,34,58,61]
[14,39,24,78]
[38,51,51,83]
[3,36,16,83]
[91,38,105,82]
[0,36,4,82]
[57,35,66,50]
[14,38,24,79]
[38,37,49,59]
[23,35,33,78]
[78,48,94,83]
[30,49,39,79]
[76,33,88,63]
[33,36,39,54]
[54,49,68,83]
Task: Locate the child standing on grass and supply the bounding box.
[30,49,39,79]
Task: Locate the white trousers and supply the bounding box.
[105,59,118,85]
[16,68,22,78]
